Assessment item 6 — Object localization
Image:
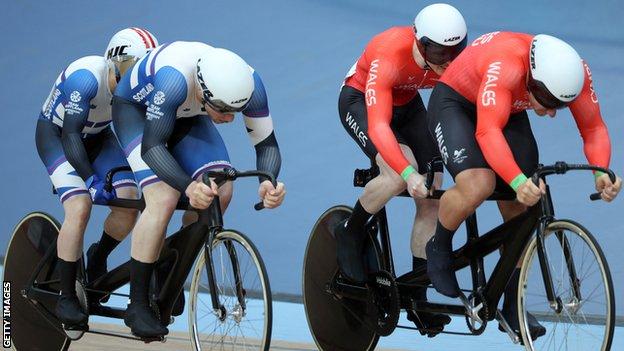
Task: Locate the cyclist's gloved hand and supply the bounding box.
[86,175,115,205]
[595,172,622,202]
[516,176,545,206]
[406,172,428,199]
[258,180,286,209]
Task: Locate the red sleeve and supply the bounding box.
[568,61,611,168]
[366,57,412,176]
[475,60,526,188]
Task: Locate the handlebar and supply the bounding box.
[530,162,616,201]
[202,168,277,211]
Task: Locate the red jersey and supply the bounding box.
[345,26,439,177]
[440,31,611,187]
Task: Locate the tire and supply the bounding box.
[3,212,70,351]
[518,219,615,350]
[302,205,380,351]
[188,230,272,350]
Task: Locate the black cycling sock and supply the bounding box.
[413,256,427,272]
[92,231,121,264]
[58,258,78,296]
[130,258,155,306]
[345,200,373,235]
[432,221,454,250]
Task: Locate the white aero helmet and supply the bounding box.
[527,34,584,109]
[105,27,158,80]
[196,48,255,113]
[413,3,467,65]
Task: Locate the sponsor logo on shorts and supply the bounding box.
[153,91,166,105]
[452,148,467,164]
[70,91,81,103]
[376,276,391,287]
[481,61,501,106]
[345,112,368,147]
[434,122,449,164]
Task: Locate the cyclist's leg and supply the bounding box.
[169,115,233,227]
[336,86,411,282]
[112,96,171,336]
[87,127,140,282]
[426,83,496,297]
[35,118,90,326]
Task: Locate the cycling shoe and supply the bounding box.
[124,302,169,338]
[56,294,88,329]
[334,219,366,283]
[426,238,460,298]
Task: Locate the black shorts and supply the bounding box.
[427,82,539,193]
[338,85,442,174]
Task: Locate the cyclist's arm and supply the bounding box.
[366,58,413,180]
[60,69,98,180]
[475,61,525,190]
[140,67,192,192]
[242,71,281,182]
[568,61,611,171]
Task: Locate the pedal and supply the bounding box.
[495,309,521,344]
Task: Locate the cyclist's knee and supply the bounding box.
[63,195,92,224]
[455,169,495,208]
[142,182,179,215]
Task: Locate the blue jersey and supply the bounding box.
[40,56,113,138]
[113,41,281,192]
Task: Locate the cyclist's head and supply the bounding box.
[105,27,158,83]
[195,48,254,122]
[527,34,584,112]
[413,3,467,74]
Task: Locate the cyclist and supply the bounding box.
[335,3,466,336]
[426,32,622,340]
[35,27,158,329]
[112,41,286,338]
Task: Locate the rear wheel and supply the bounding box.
[302,206,380,351]
[3,212,70,351]
[518,219,615,350]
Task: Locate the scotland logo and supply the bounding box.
[70,91,81,103]
[153,91,166,105]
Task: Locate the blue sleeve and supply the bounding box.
[140,66,193,192]
[242,71,270,118]
[60,69,99,180]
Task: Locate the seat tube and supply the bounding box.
[376,208,395,276]
[465,213,486,290]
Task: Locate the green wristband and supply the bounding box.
[510,173,528,192]
[594,170,606,180]
[401,165,416,181]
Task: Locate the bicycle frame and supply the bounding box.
[22,168,274,332]
[342,161,604,324]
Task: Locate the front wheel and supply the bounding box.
[188,230,272,350]
[518,219,615,350]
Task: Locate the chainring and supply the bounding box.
[367,270,400,336]
[464,291,488,335]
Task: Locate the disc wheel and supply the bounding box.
[3,212,70,351]
[518,220,615,350]
[302,205,380,351]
